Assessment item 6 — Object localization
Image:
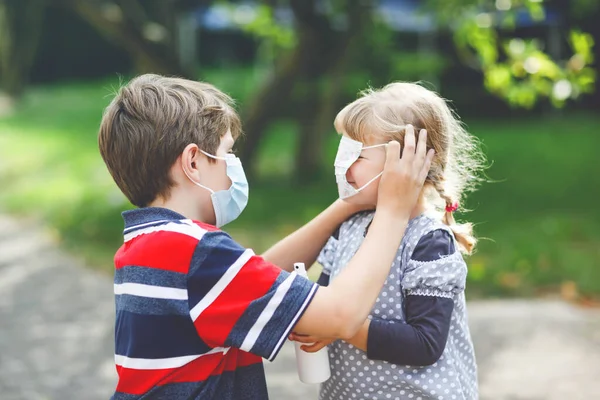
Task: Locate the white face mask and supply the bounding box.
[183,150,249,228]
[334,136,386,199]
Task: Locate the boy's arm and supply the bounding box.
[296,297,453,367]
[262,200,368,272]
[186,127,432,362]
[292,127,435,339]
[297,230,461,365]
[292,207,408,339]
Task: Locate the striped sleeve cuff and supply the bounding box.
[245,272,318,362]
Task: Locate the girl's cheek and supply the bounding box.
[361,183,379,206]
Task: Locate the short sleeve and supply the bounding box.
[401,229,467,299]
[317,235,339,275]
[187,230,318,361]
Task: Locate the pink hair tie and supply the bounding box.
[445,202,459,213]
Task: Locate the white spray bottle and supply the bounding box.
[292,262,332,384]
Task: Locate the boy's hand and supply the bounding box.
[289,332,335,353]
[377,125,434,215]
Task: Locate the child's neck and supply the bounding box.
[375,196,426,220]
[410,198,427,220]
[149,193,209,223]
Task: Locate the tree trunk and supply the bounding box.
[239,0,338,180]
[64,0,193,78]
[238,40,303,179]
[294,79,322,183]
[0,0,46,100]
[240,0,375,181]
[293,0,374,182]
[295,48,353,183]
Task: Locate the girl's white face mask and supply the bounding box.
[334,136,386,199]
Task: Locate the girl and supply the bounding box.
[292,82,486,400]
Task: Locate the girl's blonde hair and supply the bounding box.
[334,82,486,254]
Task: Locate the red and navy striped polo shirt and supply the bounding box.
[111,207,318,399]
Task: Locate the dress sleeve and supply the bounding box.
[401,230,466,299]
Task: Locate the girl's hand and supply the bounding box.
[289,332,335,353]
[301,338,335,353]
[377,126,434,216]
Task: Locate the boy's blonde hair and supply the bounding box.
[334,82,486,254]
[98,74,242,207]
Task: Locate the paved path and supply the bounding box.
[1,215,599,400]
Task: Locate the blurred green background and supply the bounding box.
[0,0,598,300]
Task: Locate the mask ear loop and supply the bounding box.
[354,143,387,192]
[362,143,387,150]
[181,160,215,194]
[356,171,383,192]
[200,149,234,161]
[183,147,234,193]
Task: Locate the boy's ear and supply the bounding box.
[181,143,201,178]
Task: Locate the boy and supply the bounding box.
[98,74,434,399]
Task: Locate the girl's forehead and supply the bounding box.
[365,136,388,147]
[340,132,387,147]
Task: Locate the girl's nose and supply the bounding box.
[345,167,354,183]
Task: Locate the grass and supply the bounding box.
[463,116,600,298]
[1,72,599,300]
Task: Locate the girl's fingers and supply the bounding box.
[401,124,416,160]
[419,149,436,183]
[290,333,319,344]
[384,140,401,171]
[415,129,428,163]
[301,341,328,353]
